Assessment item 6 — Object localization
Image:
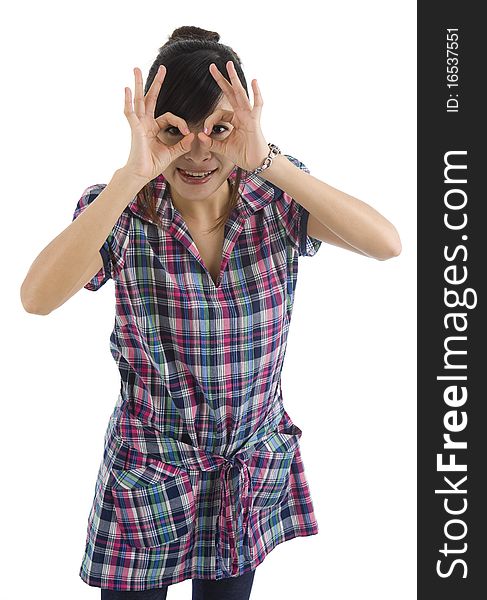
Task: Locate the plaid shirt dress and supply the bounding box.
[72,154,323,591]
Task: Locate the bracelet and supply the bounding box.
[250,143,282,175]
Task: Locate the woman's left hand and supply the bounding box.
[198,61,270,172]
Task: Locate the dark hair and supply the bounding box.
[136,25,249,234]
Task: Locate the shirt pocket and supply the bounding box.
[248,450,294,510]
[248,422,302,511]
[110,462,196,549]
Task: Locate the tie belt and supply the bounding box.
[108,408,302,577]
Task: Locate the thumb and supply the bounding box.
[170,132,195,159]
[197,131,225,156]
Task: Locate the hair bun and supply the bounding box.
[168,26,220,43]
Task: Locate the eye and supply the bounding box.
[210,125,229,135]
[164,126,185,136]
[164,125,229,136]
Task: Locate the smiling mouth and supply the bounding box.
[176,167,218,184]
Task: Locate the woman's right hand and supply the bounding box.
[123,65,195,183]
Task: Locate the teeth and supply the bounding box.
[180,169,213,177]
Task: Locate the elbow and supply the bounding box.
[375,240,402,260]
[389,231,403,258]
[20,281,51,315]
[376,245,402,261]
[21,299,52,315]
[22,304,51,316]
[20,293,43,315]
[20,281,35,313]
[21,297,40,314]
[384,241,402,260]
[376,232,402,261]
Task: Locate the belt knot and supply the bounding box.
[216,453,253,576]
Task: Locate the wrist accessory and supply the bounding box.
[250,143,282,175]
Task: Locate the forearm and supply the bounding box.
[20,167,146,314]
[262,154,401,257]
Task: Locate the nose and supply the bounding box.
[184,127,212,163]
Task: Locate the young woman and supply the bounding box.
[21,25,401,600]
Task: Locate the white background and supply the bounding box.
[3,1,416,598]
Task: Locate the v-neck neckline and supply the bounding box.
[182,218,226,288]
[169,204,245,290]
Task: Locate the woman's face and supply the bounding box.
[159,96,236,201]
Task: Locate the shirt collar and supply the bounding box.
[126,165,276,227]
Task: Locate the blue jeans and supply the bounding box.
[100,568,256,600]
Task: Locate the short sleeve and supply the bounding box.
[272,154,323,257]
[71,184,132,291]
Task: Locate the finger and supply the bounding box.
[145,64,166,117]
[197,131,225,156]
[225,60,250,110]
[209,63,239,110]
[134,67,145,118]
[124,86,140,130]
[202,109,234,135]
[169,132,195,159]
[155,112,190,135]
[251,79,263,112]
